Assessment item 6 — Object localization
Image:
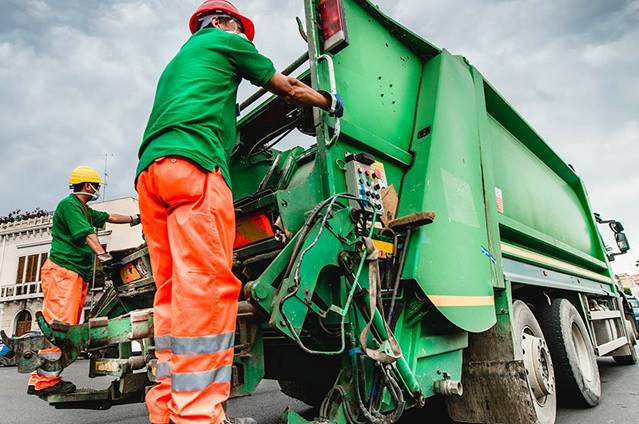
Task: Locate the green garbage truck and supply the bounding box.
[3,1,635,423]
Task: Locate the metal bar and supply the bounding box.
[239,52,309,111]
[589,310,622,321]
[369,303,420,395]
[503,258,613,296]
[597,337,627,356]
[501,242,611,284]
[388,228,411,322]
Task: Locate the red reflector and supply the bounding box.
[234,212,275,249]
[319,0,349,53]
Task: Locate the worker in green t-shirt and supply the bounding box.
[135,1,344,423]
[27,165,141,397]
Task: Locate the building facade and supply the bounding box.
[616,273,639,290]
[0,197,143,338]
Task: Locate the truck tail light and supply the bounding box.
[319,0,349,53]
[234,212,275,249]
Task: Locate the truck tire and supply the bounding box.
[537,298,600,407]
[278,380,330,407]
[613,319,637,365]
[512,300,557,424]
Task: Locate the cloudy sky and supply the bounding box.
[0,0,637,273]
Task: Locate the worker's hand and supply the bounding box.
[98,253,118,273]
[130,214,141,227]
[318,90,344,118]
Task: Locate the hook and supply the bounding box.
[296,17,308,43]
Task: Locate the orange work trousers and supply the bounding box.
[137,157,241,424]
[28,259,88,390]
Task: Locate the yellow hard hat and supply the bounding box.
[68,166,102,186]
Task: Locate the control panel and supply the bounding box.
[345,153,388,213]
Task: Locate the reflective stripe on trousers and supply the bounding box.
[171,365,233,391]
[28,260,87,391]
[138,157,241,424]
[158,332,235,356]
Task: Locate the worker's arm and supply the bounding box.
[265,73,343,117]
[265,73,330,109]
[86,233,116,268]
[107,214,140,225]
[85,233,107,256]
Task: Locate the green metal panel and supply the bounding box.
[229,153,279,201]
[482,82,610,276]
[398,51,496,333]
[487,116,599,256]
[472,66,506,289]
[327,0,424,152]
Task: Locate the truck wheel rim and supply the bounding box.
[571,322,594,383]
[522,330,555,403]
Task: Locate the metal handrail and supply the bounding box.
[317,53,341,147]
[239,52,310,112]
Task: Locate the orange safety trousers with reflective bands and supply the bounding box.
[28,259,88,390]
[137,157,241,424]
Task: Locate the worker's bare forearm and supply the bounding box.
[85,233,106,255]
[107,214,133,224]
[265,73,331,110]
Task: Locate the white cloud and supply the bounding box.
[0,0,637,273]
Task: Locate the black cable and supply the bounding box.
[246,108,303,159]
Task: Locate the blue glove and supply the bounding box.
[98,253,119,274]
[331,93,344,118]
[319,90,344,118]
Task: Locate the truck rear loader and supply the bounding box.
[3,1,636,423]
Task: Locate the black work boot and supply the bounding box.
[27,385,36,395]
[35,380,76,397]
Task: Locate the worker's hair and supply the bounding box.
[200,13,237,31]
[72,183,90,192]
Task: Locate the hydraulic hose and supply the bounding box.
[351,348,405,423]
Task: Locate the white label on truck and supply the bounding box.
[495,187,504,213]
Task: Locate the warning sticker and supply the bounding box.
[495,187,504,213]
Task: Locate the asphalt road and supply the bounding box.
[1,355,637,424]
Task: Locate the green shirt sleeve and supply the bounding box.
[89,208,110,229]
[228,36,276,87]
[62,202,96,241]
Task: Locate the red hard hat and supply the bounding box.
[189,0,256,41]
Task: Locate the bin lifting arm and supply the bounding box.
[0,309,153,374]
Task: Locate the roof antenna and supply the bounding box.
[98,153,116,201]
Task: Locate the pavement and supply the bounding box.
[0,355,637,424]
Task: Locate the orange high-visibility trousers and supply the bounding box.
[137,157,241,424]
[28,259,88,390]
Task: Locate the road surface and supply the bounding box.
[0,355,637,423]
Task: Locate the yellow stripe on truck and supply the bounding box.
[500,243,612,284]
[428,295,495,307]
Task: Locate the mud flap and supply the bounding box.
[446,360,537,424]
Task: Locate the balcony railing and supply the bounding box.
[0,282,43,302]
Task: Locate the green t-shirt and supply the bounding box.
[136,28,277,187]
[49,195,109,281]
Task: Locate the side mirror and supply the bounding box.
[610,221,625,233]
[616,232,630,254]
[596,213,630,260]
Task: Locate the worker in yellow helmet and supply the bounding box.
[27,166,141,397]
